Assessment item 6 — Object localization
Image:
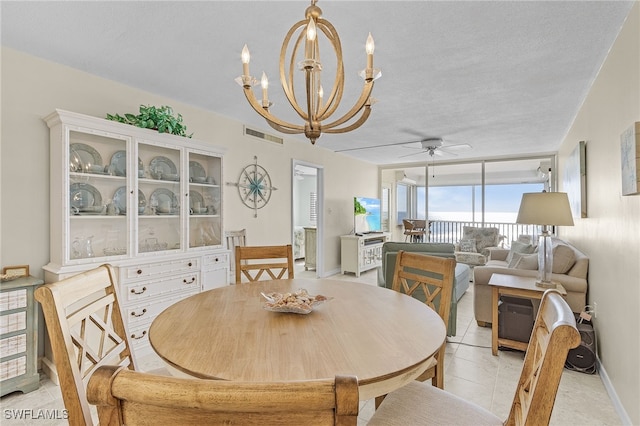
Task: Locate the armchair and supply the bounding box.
[454,226,501,266]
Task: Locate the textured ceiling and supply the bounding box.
[1,1,634,165]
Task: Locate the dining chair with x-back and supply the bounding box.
[235,244,294,283]
[375,251,455,408]
[34,264,137,426]
[369,289,581,425]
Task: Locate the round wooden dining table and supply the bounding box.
[148,278,446,400]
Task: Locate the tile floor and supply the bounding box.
[1,266,621,425]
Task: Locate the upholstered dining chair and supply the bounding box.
[235,244,294,283]
[377,250,455,408]
[34,265,138,426]
[88,365,359,425]
[369,289,581,425]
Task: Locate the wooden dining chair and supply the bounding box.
[34,264,136,426]
[225,228,247,281]
[88,365,359,425]
[235,244,294,283]
[369,289,581,425]
[394,252,455,382]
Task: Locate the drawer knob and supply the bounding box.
[188,262,193,267]
[130,287,147,295]
[130,330,147,340]
[137,269,143,275]
[183,277,196,284]
[131,308,147,317]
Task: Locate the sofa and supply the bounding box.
[473,237,589,326]
[377,242,471,336]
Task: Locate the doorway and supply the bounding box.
[292,160,324,277]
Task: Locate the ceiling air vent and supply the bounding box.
[243,126,284,145]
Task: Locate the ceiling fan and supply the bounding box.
[398,138,472,159]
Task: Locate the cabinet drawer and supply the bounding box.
[0,356,26,381]
[122,258,200,281]
[0,334,27,358]
[203,253,228,270]
[128,323,151,348]
[0,289,27,311]
[126,291,198,325]
[0,312,26,335]
[125,274,199,303]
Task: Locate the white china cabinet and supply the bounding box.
[42,110,229,378]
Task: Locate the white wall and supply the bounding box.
[557,3,639,424]
[293,176,317,228]
[0,47,378,277]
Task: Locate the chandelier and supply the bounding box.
[236,0,381,145]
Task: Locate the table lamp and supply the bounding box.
[516,192,574,287]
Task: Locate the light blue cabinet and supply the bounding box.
[0,276,43,396]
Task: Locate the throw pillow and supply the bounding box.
[506,240,535,264]
[459,238,477,253]
[552,244,576,274]
[508,252,538,270]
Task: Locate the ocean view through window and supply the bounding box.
[385,156,554,244]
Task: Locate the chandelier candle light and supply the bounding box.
[236,0,381,145]
[516,192,575,287]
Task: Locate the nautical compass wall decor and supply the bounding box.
[227,156,277,217]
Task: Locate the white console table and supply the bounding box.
[340,233,390,277]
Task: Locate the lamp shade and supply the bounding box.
[516,192,575,226]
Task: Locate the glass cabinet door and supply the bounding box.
[137,142,182,254]
[187,151,222,249]
[68,130,130,262]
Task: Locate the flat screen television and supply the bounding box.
[354,196,382,234]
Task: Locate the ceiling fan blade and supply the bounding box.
[442,142,472,151]
[335,139,424,153]
[398,150,429,159]
[436,148,456,156]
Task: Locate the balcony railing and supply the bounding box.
[427,220,542,247]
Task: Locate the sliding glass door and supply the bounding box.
[382,156,554,244]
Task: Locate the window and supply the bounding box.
[396,184,408,222]
[309,192,317,224]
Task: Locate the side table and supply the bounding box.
[1,275,43,396]
[304,227,317,270]
[488,273,566,356]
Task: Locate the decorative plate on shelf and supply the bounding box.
[149,156,178,181]
[149,188,179,214]
[113,187,146,214]
[70,182,102,210]
[189,190,204,209]
[189,160,206,182]
[70,143,103,173]
[109,151,145,177]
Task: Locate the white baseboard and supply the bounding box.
[322,267,342,278]
[597,356,632,425]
